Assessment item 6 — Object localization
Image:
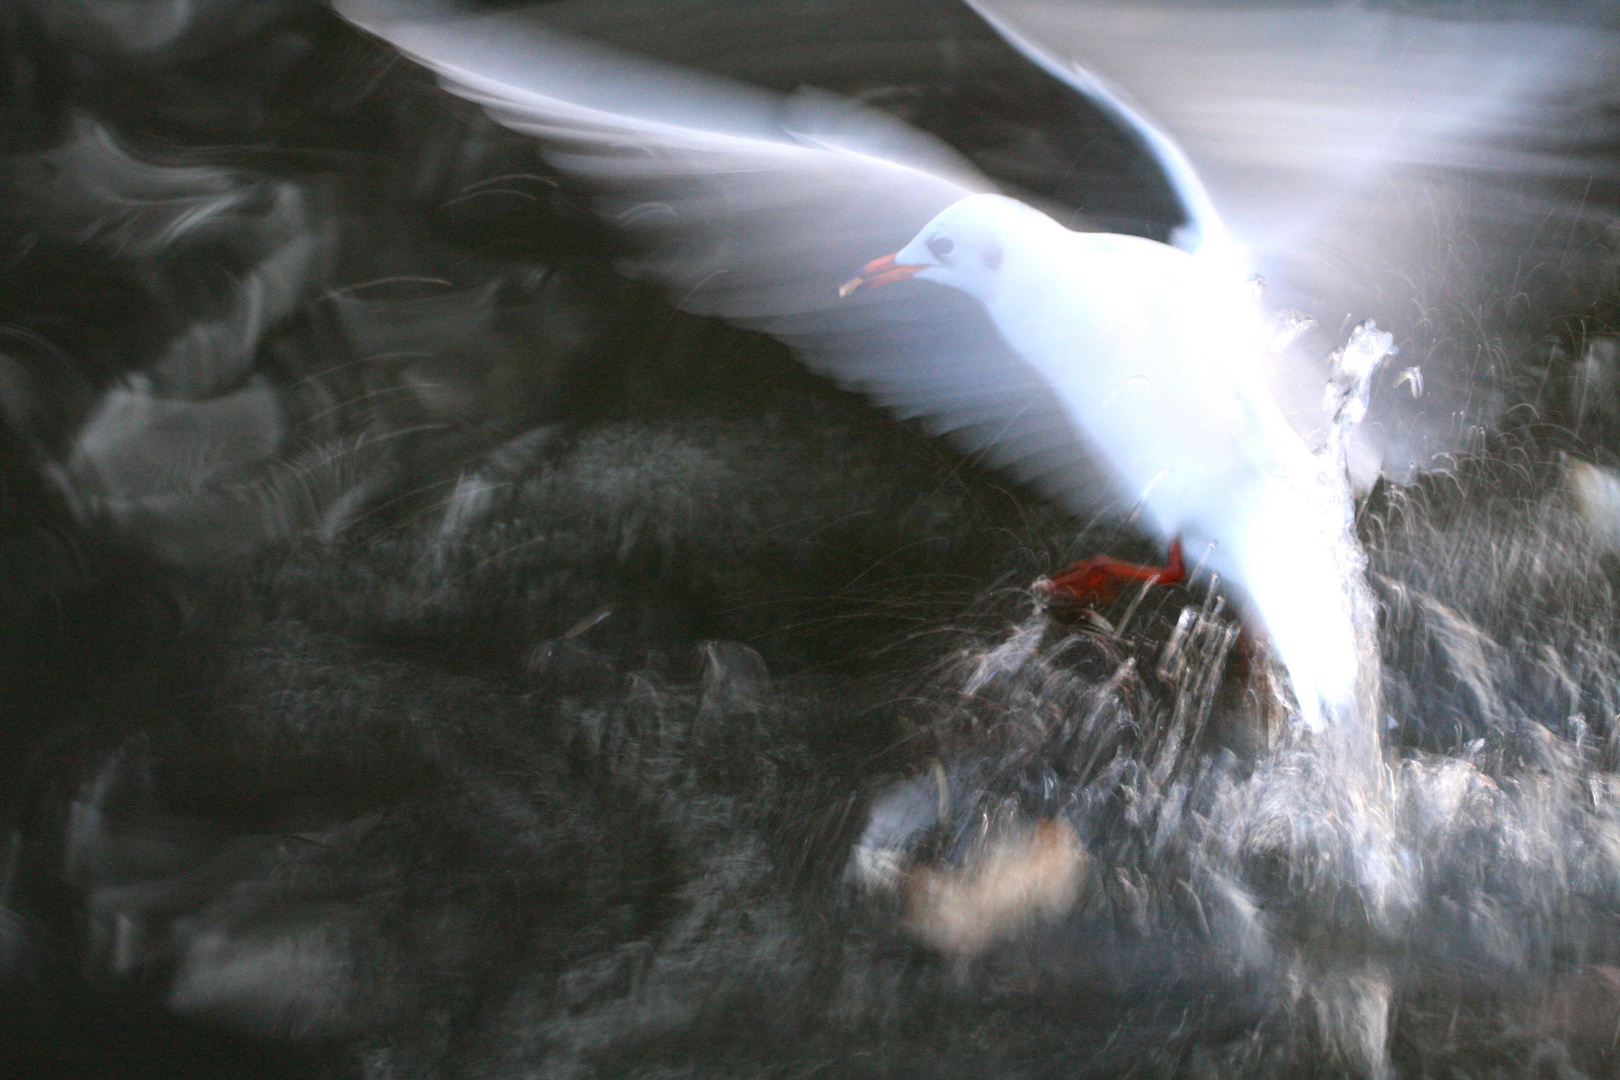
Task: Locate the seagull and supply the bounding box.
[838,191,1365,728]
[331,0,1614,730]
[325,0,1362,730]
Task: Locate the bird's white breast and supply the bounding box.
[982,230,1308,541]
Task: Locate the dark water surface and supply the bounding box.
[3,1,1620,1076]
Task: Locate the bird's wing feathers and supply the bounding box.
[959,0,1229,261]
[977,0,1619,308]
[336,0,1111,510]
[973,0,1620,476]
[340,1,984,311]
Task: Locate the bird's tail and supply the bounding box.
[1217,492,1378,751]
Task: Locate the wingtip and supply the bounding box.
[330,0,433,34]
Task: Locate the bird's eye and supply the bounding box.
[927,235,954,260]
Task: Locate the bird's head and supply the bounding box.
[839,193,1051,301]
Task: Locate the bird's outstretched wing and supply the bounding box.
[335,0,1117,513]
[973,0,1620,477]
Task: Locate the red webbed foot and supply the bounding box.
[1035,538,1185,608]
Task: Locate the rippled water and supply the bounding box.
[3,2,1620,1077]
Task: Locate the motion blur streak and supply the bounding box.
[0,1,1617,1077]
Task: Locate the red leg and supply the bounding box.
[1036,539,1185,606]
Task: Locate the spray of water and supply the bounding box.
[838,317,1620,1075]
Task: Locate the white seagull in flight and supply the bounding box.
[842,190,1364,729]
[333,0,1615,731]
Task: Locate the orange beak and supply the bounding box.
[838,253,926,297]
